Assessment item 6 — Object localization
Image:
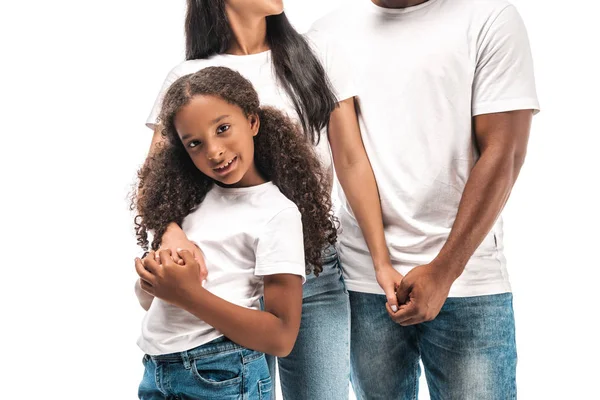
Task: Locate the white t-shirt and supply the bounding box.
[310,0,540,297]
[145,34,356,176]
[138,182,306,355]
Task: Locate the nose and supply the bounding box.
[206,145,224,162]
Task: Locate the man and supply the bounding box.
[310,0,539,398]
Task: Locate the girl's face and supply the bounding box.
[225,0,284,18]
[174,95,265,188]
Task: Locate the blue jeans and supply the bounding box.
[266,246,351,400]
[139,336,272,399]
[349,292,517,400]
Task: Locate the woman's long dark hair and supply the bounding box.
[185,0,337,144]
[132,67,337,275]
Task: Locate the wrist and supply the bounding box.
[430,254,464,282]
[373,259,394,272]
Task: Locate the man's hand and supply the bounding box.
[375,265,404,312]
[159,222,208,283]
[135,249,205,309]
[386,262,455,326]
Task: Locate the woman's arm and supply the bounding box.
[328,98,403,309]
[142,126,207,271]
[134,279,154,311]
[135,250,303,357]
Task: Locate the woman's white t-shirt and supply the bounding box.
[137,182,306,355]
[146,34,356,176]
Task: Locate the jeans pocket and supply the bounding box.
[258,376,272,400]
[191,350,243,389]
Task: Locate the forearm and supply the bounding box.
[329,98,391,270]
[336,158,391,269]
[134,280,154,311]
[435,150,524,278]
[179,289,299,357]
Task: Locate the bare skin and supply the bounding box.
[387,110,533,325]
[328,98,401,308]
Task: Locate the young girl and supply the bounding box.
[145,2,398,398]
[133,66,336,399]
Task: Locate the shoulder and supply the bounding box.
[164,58,219,81]
[453,0,516,21]
[263,186,300,219]
[308,6,354,36]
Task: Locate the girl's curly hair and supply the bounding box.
[132,66,337,275]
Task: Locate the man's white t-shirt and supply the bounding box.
[311,0,540,297]
[146,35,356,177]
[137,182,306,355]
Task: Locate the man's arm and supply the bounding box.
[391,109,533,325]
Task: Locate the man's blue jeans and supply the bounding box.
[349,291,517,400]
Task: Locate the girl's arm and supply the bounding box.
[135,250,303,357]
[328,98,403,309]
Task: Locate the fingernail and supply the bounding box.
[391,305,398,312]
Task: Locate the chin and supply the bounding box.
[267,0,284,15]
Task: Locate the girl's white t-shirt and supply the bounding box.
[145,33,357,176]
[137,182,306,355]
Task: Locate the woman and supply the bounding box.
[143,1,400,398]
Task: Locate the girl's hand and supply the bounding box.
[135,249,205,309]
[159,222,208,282]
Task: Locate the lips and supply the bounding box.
[212,156,237,174]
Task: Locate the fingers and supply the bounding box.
[156,248,181,263]
[395,280,411,305]
[135,258,155,285]
[386,301,398,318]
[394,302,421,326]
[143,252,161,275]
[158,249,175,266]
[170,247,182,263]
[192,246,208,281]
[384,284,399,313]
[139,278,154,295]
[177,248,196,265]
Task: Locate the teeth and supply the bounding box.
[216,158,234,170]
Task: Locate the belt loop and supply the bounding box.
[182,350,191,370]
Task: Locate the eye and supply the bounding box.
[188,140,202,148]
[217,124,230,134]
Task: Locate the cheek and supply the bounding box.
[240,136,256,162]
[188,152,210,175]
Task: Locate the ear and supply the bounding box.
[249,113,260,137]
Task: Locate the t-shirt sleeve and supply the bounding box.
[145,65,184,130]
[254,207,306,283]
[472,5,540,116]
[305,29,357,103]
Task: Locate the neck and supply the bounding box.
[225,9,270,55]
[371,0,429,8]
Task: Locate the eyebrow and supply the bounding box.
[181,115,230,141]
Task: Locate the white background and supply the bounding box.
[1,0,599,398]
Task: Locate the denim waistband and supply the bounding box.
[149,336,242,363]
[303,245,345,298]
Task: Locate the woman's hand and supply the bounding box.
[158,222,208,282]
[136,250,205,309]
